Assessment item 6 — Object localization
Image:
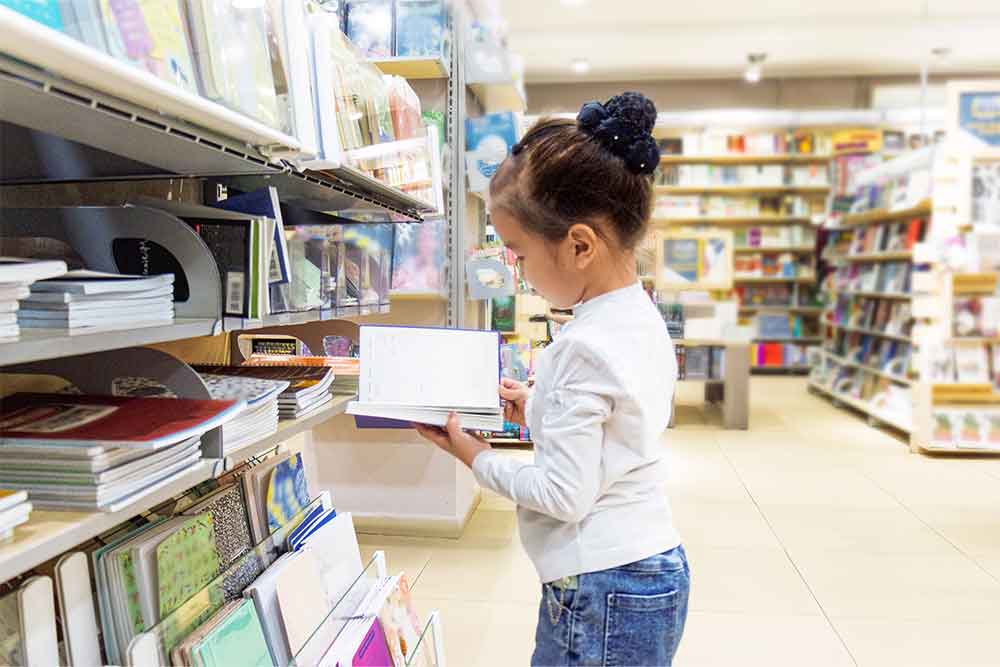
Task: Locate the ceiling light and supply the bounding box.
[744,53,766,84]
[571,59,591,75]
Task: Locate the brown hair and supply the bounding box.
[488,118,655,250]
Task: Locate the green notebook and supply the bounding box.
[157,514,221,619]
[193,598,272,667]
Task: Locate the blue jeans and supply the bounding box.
[531,545,690,667]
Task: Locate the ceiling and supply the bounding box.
[502,0,1000,83]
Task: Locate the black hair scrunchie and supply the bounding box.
[576,92,659,175]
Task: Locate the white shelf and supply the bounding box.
[809,380,913,433]
[0,318,220,367]
[0,394,355,582]
[825,352,913,386]
[0,461,218,583]
[468,81,526,113]
[224,396,353,466]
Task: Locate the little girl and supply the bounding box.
[415,92,688,666]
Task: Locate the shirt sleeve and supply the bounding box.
[472,348,611,523]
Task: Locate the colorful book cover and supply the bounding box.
[394,0,444,57]
[391,220,446,293]
[157,514,221,619]
[265,453,310,533]
[182,485,253,568]
[0,393,238,448]
[491,295,516,333]
[1,0,64,29]
[354,618,395,667]
[346,0,393,58]
[118,547,147,634]
[377,575,429,667]
[192,599,272,667]
[465,112,519,193]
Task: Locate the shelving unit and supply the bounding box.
[371,56,450,79]
[656,185,830,196]
[660,154,831,165]
[734,246,816,253]
[654,216,813,226]
[734,276,816,284]
[810,149,934,437]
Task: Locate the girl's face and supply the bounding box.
[491,209,587,309]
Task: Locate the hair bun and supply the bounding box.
[576,92,659,175]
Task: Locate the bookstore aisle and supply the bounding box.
[366,377,1000,667]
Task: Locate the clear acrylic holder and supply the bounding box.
[288,550,387,667]
[406,611,445,667]
[129,496,326,666]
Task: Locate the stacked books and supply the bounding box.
[244,354,361,395]
[0,490,31,539]
[19,271,175,331]
[0,394,243,511]
[194,365,337,420]
[0,258,68,339]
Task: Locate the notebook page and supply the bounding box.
[359,327,499,410]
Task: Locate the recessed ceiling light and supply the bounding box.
[744,53,766,84]
[571,58,591,75]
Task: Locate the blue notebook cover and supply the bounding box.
[394,0,445,57]
[2,0,64,29]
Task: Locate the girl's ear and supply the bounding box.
[566,223,599,268]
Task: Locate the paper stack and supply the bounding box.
[194,365,337,420]
[244,354,361,396]
[0,490,32,539]
[0,258,68,339]
[19,270,175,331]
[0,393,244,511]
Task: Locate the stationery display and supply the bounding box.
[0,489,31,539]
[347,325,504,430]
[193,364,338,420]
[0,257,69,338]
[18,270,175,330]
[241,452,312,542]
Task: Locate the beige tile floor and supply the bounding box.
[359,378,1000,666]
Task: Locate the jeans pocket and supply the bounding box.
[603,591,680,667]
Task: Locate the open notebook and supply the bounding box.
[347,326,504,431]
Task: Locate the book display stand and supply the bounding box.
[0,0,511,663]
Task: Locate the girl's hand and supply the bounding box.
[414,413,492,468]
[499,377,530,426]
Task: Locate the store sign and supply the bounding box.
[831,128,883,155]
[958,92,1000,147]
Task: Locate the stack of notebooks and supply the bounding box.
[194,365,337,420]
[0,258,68,339]
[0,490,31,539]
[18,270,175,332]
[0,394,243,511]
[244,353,361,395]
[94,512,229,663]
[117,374,289,458]
[170,598,272,667]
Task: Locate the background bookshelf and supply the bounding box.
[809,148,934,435]
[652,125,832,373]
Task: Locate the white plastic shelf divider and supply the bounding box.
[0,318,220,367]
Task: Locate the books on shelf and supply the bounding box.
[733,225,815,249]
[244,353,361,395]
[0,257,69,338]
[19,270,174,330]
[657,163,828,188]
[654,193,823,219]
[347,325,504,430]
[0,489,31,540]
[194,364,338,419]
[662,130,830,156]
[931,409,1000,451]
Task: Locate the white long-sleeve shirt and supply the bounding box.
[472,281,681,583]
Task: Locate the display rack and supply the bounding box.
[809,150,935,435]
[0,1,468,661]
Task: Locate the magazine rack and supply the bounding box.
[7,347,225,459]
[1,205,224,323]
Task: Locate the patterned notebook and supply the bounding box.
[265,453,310,533]
[157,515,221,619]
[182,485,253,568]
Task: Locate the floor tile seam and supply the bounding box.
[853,466,1000,586]
[715,440,861,666]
